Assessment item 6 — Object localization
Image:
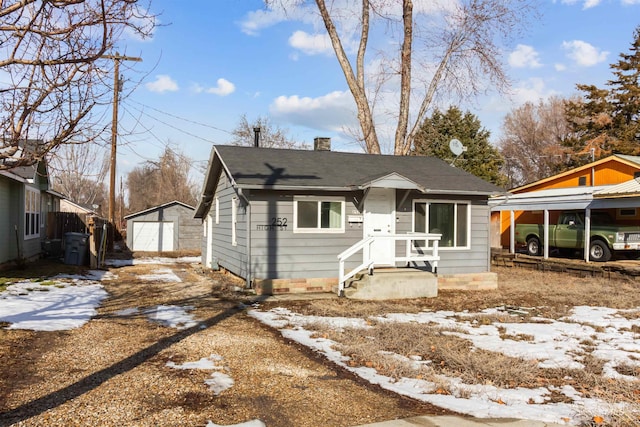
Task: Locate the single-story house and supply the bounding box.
[125,201,201,252]
[0,159,61,266]
[194,139,503,295]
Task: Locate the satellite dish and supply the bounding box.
[449,138,465,156]
[448,138,467,166]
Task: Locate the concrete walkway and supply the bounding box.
[354,415,566,427]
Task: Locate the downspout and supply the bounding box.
[237,188,251,289]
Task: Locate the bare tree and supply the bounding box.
[231,114,308,149]
[498,96,573,188]
[126,146,199,214]
[0,0,156,169]
[49,141,110,211]
[266,0,538,155]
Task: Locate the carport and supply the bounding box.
[490,179,640,262]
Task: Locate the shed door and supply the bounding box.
[364,188,396,266]
[132,222,174,251]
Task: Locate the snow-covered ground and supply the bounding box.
[1,259,638,426]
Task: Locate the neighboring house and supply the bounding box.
[194,139,503,295]
[490,155,640,260]
[60,199,100,216]
[125,201,201,252]
[0,160,61,266]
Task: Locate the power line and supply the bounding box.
[125,99,234,135]
[123,101,223,144]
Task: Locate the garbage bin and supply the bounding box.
[64,232,89,265]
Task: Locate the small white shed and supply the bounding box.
[125,201,200,252]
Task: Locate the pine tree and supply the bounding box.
[609,26,640,153]
[565,26,640,157]
[411,106,507,186]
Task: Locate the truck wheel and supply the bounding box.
[589,240,612,262]
[526,237,541,256]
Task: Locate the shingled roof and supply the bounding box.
[213,145,503,194]
[195,145,503,218]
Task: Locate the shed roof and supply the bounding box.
[593,177,640,199]
[213,145,502,194]
[490,186,612,211]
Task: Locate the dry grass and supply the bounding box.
[268,266,640,426]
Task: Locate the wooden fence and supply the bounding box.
[46,212,113,266]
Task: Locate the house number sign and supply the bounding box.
[256,217,288,231]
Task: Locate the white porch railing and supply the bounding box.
[337,233,441,295]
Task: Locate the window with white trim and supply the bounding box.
[293,196,345,233]
[24,187,40,239]
[413,200,469,248]
[231,196,238,246]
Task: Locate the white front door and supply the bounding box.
[364,188,396,266]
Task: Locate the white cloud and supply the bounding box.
[269,90,357,132]
[562,40,609,67]
[558,0,601,7]
[554,63,567,71]
[289,31,333,55]
[583,0,601,7]
[239,2,318,36]
[145,75,179,93]
[192,79,236,96]
[508,44,542,68]
[510,77,558,105]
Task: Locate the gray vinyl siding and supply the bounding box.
[209,172,248,278]
[247,190,363,280]
[0,176,18,263]
[205,184,493,281]
[396,192,491,274]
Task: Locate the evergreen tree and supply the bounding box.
[411,106,507,187]
[609,26,640,153]
[565,26,640,157]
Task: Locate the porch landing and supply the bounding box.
[343,268,438,300]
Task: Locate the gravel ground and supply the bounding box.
[0,260,449,427]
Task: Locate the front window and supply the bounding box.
[294,196,344,233]
[413,200,469,248]
[24,187,40,239]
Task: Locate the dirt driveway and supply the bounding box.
[0,260,447,427]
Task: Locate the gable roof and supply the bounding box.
[511,154,640,193]
[218,145,500,192]
[125,200,195,220]
[196,145,503,217]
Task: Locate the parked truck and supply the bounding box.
[514,210,640,262]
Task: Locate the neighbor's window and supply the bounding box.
[413,200,469,248]
[294,196,344,233]
[24,187,40,239]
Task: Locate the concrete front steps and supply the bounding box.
[337,268,498,300]
[342,267,438,300]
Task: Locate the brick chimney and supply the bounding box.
[314,137,331,151]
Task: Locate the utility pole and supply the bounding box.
[102,52,141,246]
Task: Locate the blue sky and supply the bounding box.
[114,0,640,180]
